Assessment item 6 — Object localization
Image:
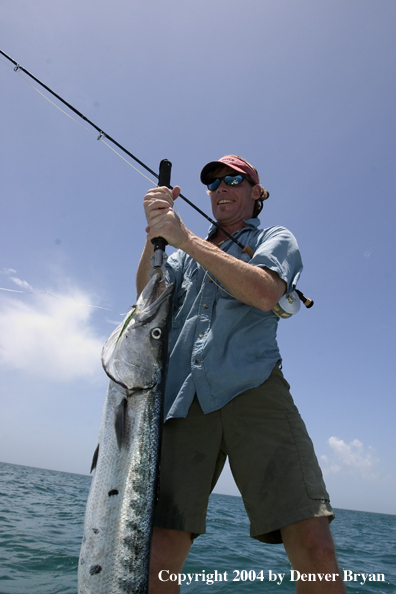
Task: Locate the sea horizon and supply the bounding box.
[1,459,394,518]
[1,461,395,593]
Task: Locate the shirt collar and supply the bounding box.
[206,217,261,240]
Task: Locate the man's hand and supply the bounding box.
[139,185,286,312]
[144,186,189,249]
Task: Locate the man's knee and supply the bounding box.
[149,528,192,593]
[150,527,192,573]
[281,517,337,566]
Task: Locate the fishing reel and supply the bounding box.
[272,290,314,319]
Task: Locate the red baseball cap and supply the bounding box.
[200,155,260,185]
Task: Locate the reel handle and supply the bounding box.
[296,289,314,308]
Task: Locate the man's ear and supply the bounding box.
[252,184,261,201]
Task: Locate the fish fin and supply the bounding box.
[90,444,99,473]
[114,398,128,449]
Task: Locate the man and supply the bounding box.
[136,155,346,593]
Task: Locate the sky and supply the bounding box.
[0,0,395,518]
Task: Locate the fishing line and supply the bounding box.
[22,74,158,186]
[1,50,163,180]
[2,59,158,186]
[17,71,98,137]
[1,49,313,309]
[0,287,127,315]
[202,269,234,298]
[99,139,156,185]
[0,49,245,249]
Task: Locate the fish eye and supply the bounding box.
[151,328,162,340]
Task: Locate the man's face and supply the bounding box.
[207,165,260,227]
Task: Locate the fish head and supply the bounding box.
[102,275,174,391]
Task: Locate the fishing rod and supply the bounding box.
[0,50,239,246]
[1,49,313,310]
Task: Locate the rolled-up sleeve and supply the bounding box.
[250,226,303,292]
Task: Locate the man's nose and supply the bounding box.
[216,180,228,191]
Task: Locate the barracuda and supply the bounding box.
[78,275,174,594]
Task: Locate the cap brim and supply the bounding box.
[200,161,247,184]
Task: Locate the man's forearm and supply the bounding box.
[136,238,154,298]
[139,184,285,309]
[180,233,286,312]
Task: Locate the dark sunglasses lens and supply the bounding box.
[207,178,221,191]
[224,175,244,186]
[207,175,245,191]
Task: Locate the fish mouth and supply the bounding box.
[112,277,173,348]
[108,376,157,392]
[139,275,173,309]
[145,274,162,306]
[137,277,174,324]
[101,277,174,388]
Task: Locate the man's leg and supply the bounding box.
[149,527,192,594]
[149,400,226,592]
[281,517,346,593]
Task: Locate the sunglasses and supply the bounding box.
[207,174,254,192]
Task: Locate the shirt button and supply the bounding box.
[195,359,201,364]
[199,333,204,338]
[203,304,209,309]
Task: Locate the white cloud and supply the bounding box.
[9,276,34,291]
[320,437,379,480]
[0,286,106,382]
[1,268,17,275]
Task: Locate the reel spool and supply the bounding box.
[272,291,301,319]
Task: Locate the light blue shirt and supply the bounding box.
[163,218,303,420]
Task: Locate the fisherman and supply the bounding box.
[136,155,346,594]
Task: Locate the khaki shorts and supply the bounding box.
[154,365,334,544]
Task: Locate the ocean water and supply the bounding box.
[0,462,395,593]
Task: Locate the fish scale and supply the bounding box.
[78,275,174,593]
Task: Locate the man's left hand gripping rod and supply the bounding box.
[150,159,172,278]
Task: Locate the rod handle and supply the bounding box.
[158,158,172,188]
[242,245,254,258]
[151,159,172,252]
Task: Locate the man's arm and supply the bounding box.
[136,237,155,297]
[175,234,286,311]
[138,186,286,311]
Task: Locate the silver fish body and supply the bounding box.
[78,275,174,594]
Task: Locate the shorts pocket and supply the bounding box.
[286,412,330,501]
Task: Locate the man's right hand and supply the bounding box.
[144,186,190,250]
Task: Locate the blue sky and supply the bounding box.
[0,0,395,516]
